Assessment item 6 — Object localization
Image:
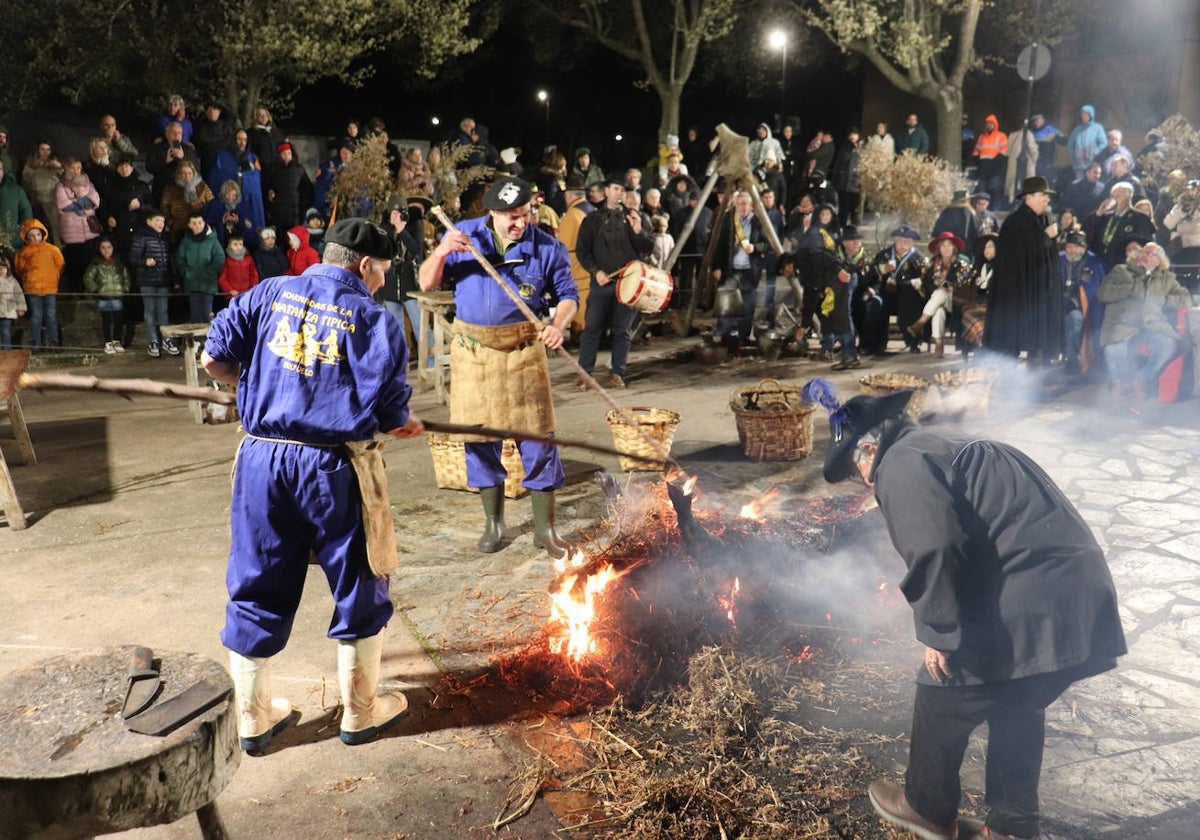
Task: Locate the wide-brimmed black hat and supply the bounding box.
[325,218,396,260]
[1018,175,1055,197]
[841,225,863,241]
[888,224,920,240]
[482,176,532,210]
[822,391,914,483]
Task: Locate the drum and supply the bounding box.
[616,261,674,314]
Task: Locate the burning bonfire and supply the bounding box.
[456,472,925,837]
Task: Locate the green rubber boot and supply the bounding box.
[531,490,570,558]
[477,485,506,553]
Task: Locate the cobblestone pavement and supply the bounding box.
[1,340,1198,838]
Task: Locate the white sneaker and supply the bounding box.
[104,341,117,355]
[148,341,161,358]
[113,342,126,353]
[162,337,181,356]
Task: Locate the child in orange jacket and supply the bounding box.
[13,218,65,350]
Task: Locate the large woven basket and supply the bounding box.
[858,373,931,419]
[933,368,996,419]
[605,407,680,471]
[427,433,527,498]
[729,378,816,461]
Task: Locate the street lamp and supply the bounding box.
[768,29,787,129]
[536,90,550,141]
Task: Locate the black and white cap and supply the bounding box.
[482,177,532,210]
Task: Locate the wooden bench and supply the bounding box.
[409,290,455,405]
[0,647,239,839]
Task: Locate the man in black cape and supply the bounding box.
[820,389,1126,840]
[982,176,1062,365]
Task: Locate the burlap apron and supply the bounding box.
[234,435,399,579]
[449,320,555,442]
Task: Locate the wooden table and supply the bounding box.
[409,291,455,405]
[159,323,214,424]
[0,350,36,530]
[0,647,239,839]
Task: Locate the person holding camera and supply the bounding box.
[147,121,199,205]
[1163,179,1200,282]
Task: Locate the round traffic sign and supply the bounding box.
[1017,44,1052,81]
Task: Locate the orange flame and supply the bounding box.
[739,487,782,520]
[796,644,815,663]
[548,561,623,661]
[716,577,741,628]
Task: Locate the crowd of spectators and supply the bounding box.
[0,96,1195,397]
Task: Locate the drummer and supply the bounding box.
[575,177,656,389]
[418,176,578,561]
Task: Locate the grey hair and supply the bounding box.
[1141,242,1171,269]
[321,242,366,269]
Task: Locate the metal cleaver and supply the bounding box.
[121,646,162,720]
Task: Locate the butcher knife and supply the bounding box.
[125,680,231,736]
[121,646,162,720]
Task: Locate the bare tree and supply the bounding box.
[540,0,738,142]
[798,0,985,169]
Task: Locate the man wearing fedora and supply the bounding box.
[868,224,926,354]
[420,177,579,560]
[982,175,1062,366]
[819,389,1126,840]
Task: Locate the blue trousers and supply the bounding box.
[189,292,214,324]
[26,294,59,346]
[465,439,564,491]
[578,281,636,377]
[1103,329,1179,391]
[221,438,393,658]
[141,286,169,344]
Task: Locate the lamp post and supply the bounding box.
[768,29,787,129]
[537,90,550,142]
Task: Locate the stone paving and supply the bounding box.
[2,341,1199,838]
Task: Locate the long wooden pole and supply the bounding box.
[16,373,666,464]
[428,205,678,470]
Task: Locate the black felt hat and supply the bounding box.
[325,218,396,260]
[841,225,863,241]
[1018,175,1055,196]
[822,391,914,483]
[482,176,532,210]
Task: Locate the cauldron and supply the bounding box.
[712,288,745,319]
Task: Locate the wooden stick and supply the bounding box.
[423,420,654,463]
[428,205,678,469]
[18,372,236,405]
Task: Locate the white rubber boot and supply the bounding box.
[228,651,293,752]
[338,635,409,746]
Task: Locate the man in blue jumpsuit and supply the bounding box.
[418,176,578,559]
[201,218,423,751]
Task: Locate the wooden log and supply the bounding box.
[0,647,239,840]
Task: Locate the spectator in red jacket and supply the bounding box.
[217,233,260,299]
[286,225,320,275]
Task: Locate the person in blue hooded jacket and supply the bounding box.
[1067,105,1107,174]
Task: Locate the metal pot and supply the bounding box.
[693,342,729,365]
[712,288,745,319]
[756,330,786,361]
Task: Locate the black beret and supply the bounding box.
[482,177,532,210]
[325,218,395,260]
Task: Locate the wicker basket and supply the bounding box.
[858,373,932,419]
[605,407,680,471]
[427,433,527,498]
[933,368,996,418]
[729,378,816,461]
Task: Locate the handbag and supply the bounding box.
[86,214,104,235]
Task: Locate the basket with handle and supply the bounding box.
[728,378,816,461]
[427,433,527,498]
[858,373,932,419]
[605,407,680,471]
